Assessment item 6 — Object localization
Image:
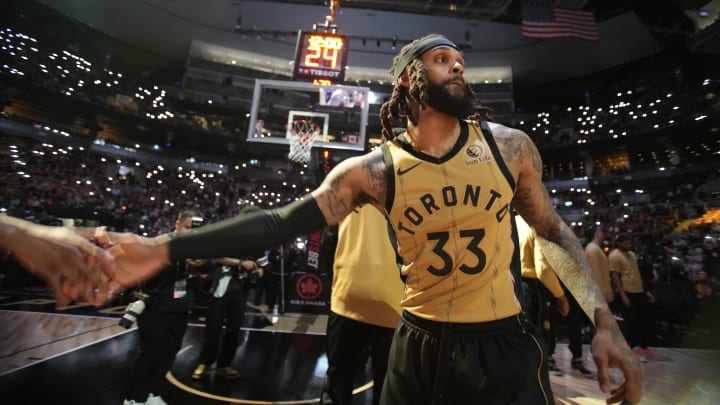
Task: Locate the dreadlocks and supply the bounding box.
[380,56,429,141]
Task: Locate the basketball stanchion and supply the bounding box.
[287,119,320,165]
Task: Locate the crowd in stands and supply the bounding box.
[516,82,718,148]
[0,25,243,139]
[514,51,720,149]
[0,133,308,235]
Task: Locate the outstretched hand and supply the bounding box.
[591,309,643,404]
[0,216,114,308]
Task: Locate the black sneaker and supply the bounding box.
[571,358,594,378]
[548,357,564,376]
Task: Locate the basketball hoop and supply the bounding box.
[287,119,320,165]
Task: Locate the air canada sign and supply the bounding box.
[295,273,322,301]
[288,272,329,313]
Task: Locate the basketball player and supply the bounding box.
[320,204,403,405]
[0,213,112,307]
[84,34,642,405]
[609,233,660,362]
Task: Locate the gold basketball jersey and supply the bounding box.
[381,120,521,323]
[331,205,404,328]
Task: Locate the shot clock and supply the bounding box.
[293,30,349,83]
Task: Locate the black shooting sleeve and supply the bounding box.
[168,196,327,261]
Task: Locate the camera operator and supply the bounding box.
[123,210,209,405]
[192,206,266,380]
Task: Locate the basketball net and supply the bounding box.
[287,120,319,165]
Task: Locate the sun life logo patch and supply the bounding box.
[464,140,492,166]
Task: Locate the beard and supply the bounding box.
[425,77,476,118]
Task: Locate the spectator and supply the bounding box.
[609,233,663,362]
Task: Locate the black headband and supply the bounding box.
[391,36,460,81]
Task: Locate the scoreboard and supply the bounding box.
[293,30,348,83]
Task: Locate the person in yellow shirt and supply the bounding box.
[320,204,404,405]
[516,215,569,376]
[584,225,613,304]
[609,233,661,362]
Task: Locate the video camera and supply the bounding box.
[118,291,150,329]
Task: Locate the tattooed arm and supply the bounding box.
[492,124,606,321]
[312,148,388,224]
[493,123,643,404]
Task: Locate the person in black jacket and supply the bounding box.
[123,209,208,405]
[191,204,265,381]
[191,255,264,380]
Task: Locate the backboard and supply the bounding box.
[246,79,369,152]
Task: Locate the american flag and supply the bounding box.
[522,3,599,41]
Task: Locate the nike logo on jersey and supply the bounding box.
[397,162,421,176]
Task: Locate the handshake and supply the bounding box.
[2,214,273,309]
[2,219,184,308]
